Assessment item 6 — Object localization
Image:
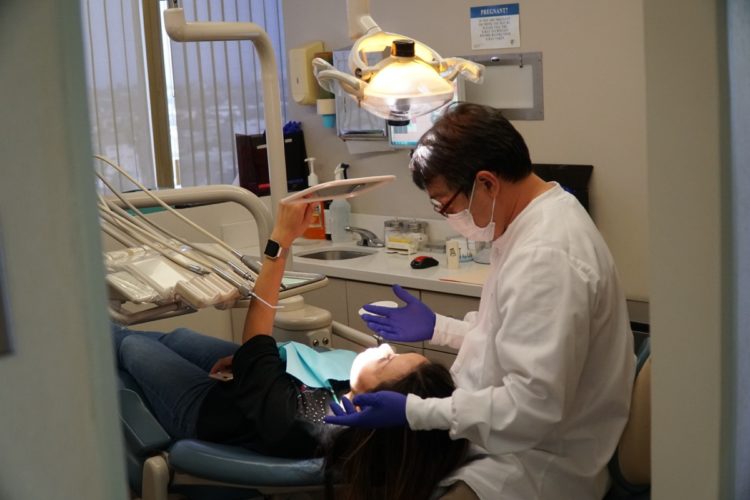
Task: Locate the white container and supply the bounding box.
[446,239,460,269]
[329,198,351,243]
[384,219,403,244]
[329,163,351,243]
[457,238,473,262]
[404,219,428,250]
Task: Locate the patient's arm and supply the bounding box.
[241,202,312,344]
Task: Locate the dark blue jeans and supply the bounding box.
[112,324,239,439]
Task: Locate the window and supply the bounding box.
[165,0,288,187]
[80,0,288,190]
[81,0,155,191]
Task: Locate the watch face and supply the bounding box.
[264,239,281,259]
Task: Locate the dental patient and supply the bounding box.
[113,200,468,499]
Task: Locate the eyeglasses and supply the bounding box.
[430,189,462,217]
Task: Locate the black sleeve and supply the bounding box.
[230,335,319,456]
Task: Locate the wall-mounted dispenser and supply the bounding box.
[314,51,336,128]
[289,40,325,105]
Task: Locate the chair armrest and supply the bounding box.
[119,388,172,455]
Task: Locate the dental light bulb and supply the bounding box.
[360,40,454,126]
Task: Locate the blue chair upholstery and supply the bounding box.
[169,440,324,486]
[117,370,326,500]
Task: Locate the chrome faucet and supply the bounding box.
[345,226,385,247]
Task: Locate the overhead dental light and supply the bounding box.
[313,0,484,125]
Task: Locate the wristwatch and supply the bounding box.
[263,239,285,260]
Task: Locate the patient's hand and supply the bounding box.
[271,200,314,248]
[210,354,234,375]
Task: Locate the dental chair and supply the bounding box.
[605,336,652,500]
[119,366,327,500]
[101,183,341,499]
[117,322,380,500]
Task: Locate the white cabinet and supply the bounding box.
[135,306,236,342]
[420,291,479,357]
[423,348,459,370]
[301,277,348,324]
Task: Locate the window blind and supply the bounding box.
[168,0,288,187]
[81,0,156,192]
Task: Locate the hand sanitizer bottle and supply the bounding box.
[302,157,327,240]
[329,163,351,244]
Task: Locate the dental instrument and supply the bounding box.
[97,178,257,284]
[99,205,258,300]
[97,160,309,307]
[101,207,245,308]
[95,155,263,277]
[98,187,217,275]
[99,179,328,325]
[99,207,211,276]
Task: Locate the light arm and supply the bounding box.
[346,0,380,39]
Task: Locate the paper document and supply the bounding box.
[439,266,491,286]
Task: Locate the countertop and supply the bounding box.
[288,240,490,298]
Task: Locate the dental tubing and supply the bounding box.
[94,155,258,278]
[95,156,264,303]
[95,170,256,282]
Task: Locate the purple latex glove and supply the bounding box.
[360,284,436,342]
[324,391,408,428]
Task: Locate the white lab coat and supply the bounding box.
[406,184,635,500]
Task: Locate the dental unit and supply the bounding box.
[312,0,485,125]
[97,155,327,325]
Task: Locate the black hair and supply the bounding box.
[410,102,533,195]
[324,362,469,500]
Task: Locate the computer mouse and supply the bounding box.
[410,255,439,269]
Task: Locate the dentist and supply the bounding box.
[325,103,635,500]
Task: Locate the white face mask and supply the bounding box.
[445,181,496,241]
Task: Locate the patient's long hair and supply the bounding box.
[324,362,469,500]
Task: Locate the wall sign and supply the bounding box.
[470,3,521,50]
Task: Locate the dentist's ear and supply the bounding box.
[475,170,499,194]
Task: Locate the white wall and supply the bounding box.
[282,0,649,301]
[0,2,127,498]
[644,1,729,498]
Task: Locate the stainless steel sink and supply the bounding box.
[296,249,376,260]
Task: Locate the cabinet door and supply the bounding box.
[331,333,368,352]
[136,306,235,342]
[300,277,348,324]
[391,342,423,356]
[346,281,424,351]
[424,348,457,370]
[420,290,480,354]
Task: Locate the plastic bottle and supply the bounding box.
[446,239,460,269]
[329,163,352,243]
[302,157,327,240]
